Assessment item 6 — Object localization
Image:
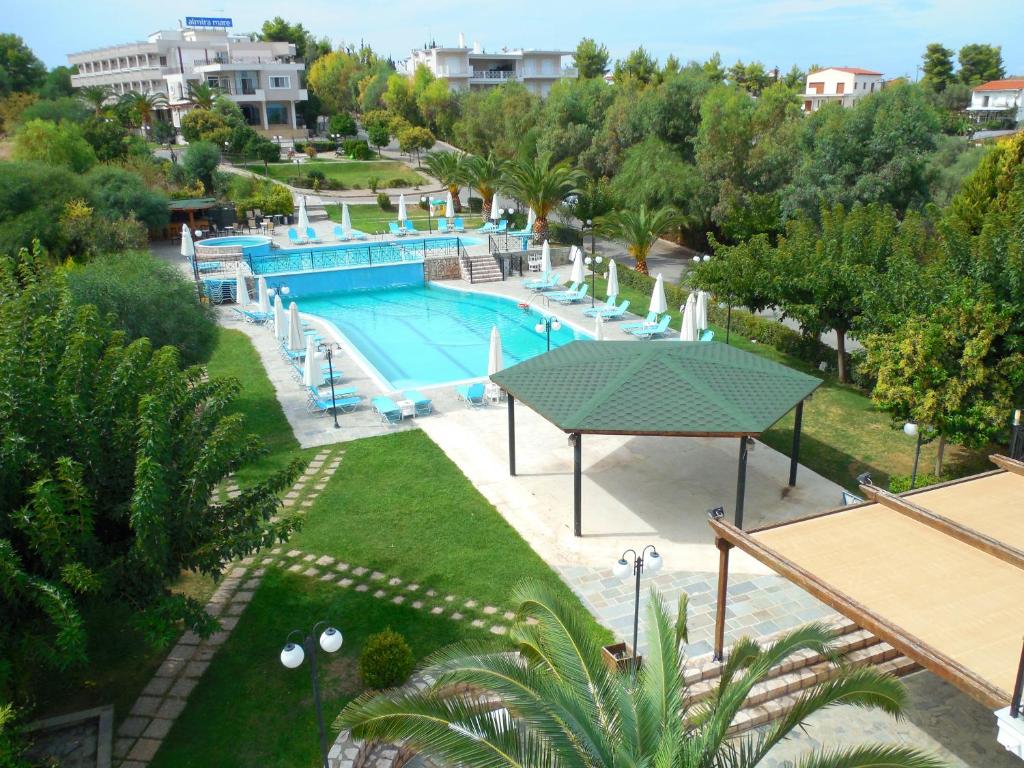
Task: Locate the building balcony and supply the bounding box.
[471,70,517,81]
[193,55,297,67]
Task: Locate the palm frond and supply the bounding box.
[635,588,685,754]
[790,744,947,768]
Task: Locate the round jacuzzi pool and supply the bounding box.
[195,235,272,259]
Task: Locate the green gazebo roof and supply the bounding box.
[490,341,820,437]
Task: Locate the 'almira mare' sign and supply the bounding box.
[185,16,233,28]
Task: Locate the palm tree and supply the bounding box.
[502,152,585,243]
[340,582,942,768]
[597,204,686,275]
[77,85,112,114]
[463,153,507,220]
[119,91,168,130]
[187,82,222,110]
[423,151,466,213]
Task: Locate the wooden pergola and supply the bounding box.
[489,341,821,537]
[708,454,1024,714]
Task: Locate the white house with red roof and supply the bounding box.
[968,78,1024,123]
[802,67,883,112]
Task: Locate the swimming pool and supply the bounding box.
[249,236,483,275]
[301,283,589,389]
[195,235,272,258]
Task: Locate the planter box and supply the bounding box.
[602,642,641,673]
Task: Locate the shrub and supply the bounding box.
[304,144,318,159]
[387,177,411,188]
[377,192,392,210]
[467,196,483,213]
[152,120,176,145]
[329,113,357,137]
[548,221,583,246]
[294,139,336,153]
[13,118,97,173]
[358,628,413,689]
[85,165,170,229]
[19,96,90,125]
[180,108,230,144]
[307,169,326,183]
[181,141,221,193]
[888,473,946,493]
[227,175,294,217]
[0,160,86,257]
[61,199,148,259]
[342,138,373,160]
[368,175,381,192]
[67,250,218,365]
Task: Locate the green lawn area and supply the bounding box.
[585,273,990,491]
[241,159,425,188]
[150,570,484,768]
[324,202,487,236]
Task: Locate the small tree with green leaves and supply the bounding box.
[367,122,390,158]
[397,125,435,167]
[328,112,357,137]
[596,204,684,275]
[501,151,585,243]
[422,151,465,212]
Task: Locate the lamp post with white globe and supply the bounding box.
[584,254,603,308]
[904,421,924,489]
[613,545,664,669]
[535,316,561,352]
[280,622,344,768]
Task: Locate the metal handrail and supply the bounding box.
[1012,637,1024,718]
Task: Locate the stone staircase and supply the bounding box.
[682,618,920,735]
[460,253,503,283]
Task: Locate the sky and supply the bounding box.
[9,0,1024,80]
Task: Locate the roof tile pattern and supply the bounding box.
[491,341,821,436]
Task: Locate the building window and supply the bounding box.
[159,55,167,66]
[266,102,288,125]
[240,104,261,126]
[268,75,291,89]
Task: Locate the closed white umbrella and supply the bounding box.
[649,273,667,315]
[695,291,709,332]
[491,192,502,221]
[234,263,251,306]
[287,301,304,352]
[679,292,699,342]
[606,259,619,303]
[273,294,287,342]
[594,314,605,341]
[297,195,310,232]
[257,277,270,314]
[569,246,585,284]
[341,203,353,238]
[303,336,324,388]
[397,194,407,221]
[540,240,552,274]
[487,325,503,376]
[526,207,536,231]
[180,224,195,259]
[445,190,454,219]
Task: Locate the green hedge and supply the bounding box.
[293,139,335,153]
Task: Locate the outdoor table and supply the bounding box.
[397,399,416,419]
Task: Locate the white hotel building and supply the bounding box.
[406,35,575,97]
[67,26,308,138]
[802,67,883,113]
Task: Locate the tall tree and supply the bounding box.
[340,581,942,768]
[258,17,326,63]
[597,203,684,274]
[76,85,112,114]
[690,233,780,316]
[396,125,434,166]
[0,34,46,95]
[957,43,1004,85]
[573,37,610,79]
[307,49,364,114]
[703,52,726,83]
[422,151,466,211]
[118,91,167,128]
[382,73,420,126]
[462,153,506,219]
[501,152,585,242]
[613,47,659,86]
[38,66,76,100]
[451,83,542,159]
[13,119,97,173]
[921,43,955,92]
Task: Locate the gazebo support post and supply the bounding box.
[735,437,748,528]
[789,400,804,487]
[572,433,582,537]
[507,394,516,476]
[713,538,732,661]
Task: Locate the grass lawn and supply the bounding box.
[150,570,485,768]
[585,274,990,490]
[241,159,425,188]
[325,202,487,237]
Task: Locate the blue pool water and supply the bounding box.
[301,284,589,389]
[249,236,483,275]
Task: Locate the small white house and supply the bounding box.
[968,78,1024,124]
[802,67,883,113]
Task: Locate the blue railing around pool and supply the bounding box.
[246,237,466,275]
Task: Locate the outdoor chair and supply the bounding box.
[388,221,406,237]
[288,227,308,245]
[333,225,350,242]
[349,229,369,240]
[232,307,271,324]
[371,396,403,425]
[584,299,630,319]
[309,390,362,416]
[699,329,715,342]
[496,220,508,232]
[305,226,321,243]
[403,220,417,234]
[546,282,582,302]
[402,390,433,416]
[437,218,450,233]
[550,284,588,304]
[453,217,466,233]
[523,271,558,291]
[628,315,672,339]
[456,382,486,407]
[620,312,659,332]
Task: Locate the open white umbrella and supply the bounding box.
[526,207,536,231]
[540,240,552,274]
[303,336,324,388]
[606,259,619,302]
[594,314,605,341]
[649,273,667,315]
[341,203,353,238]
[397,194,407,221]
[445,191,455,219]
[257,277,270,314]
[180,224,195,259]
[491,192,502,221]
[695,291,709,332]
[487,325,503,376]
[273,294,287,342]
[287,302,304,352]
[234,264,251,306]
[679,292,699,342]
[569,246,585,284]
[297,195,310,232]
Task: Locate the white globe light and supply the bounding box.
[596,256,603,264]
[534,322,544,333]
[702,254,711,262]
[551,319,561,331]
[645,550,664,574]
[281,286,291,295]
[320,627,343,653]
[280,642,305,669]
[693,255,700,263]
[903,422,918,437]
[612,558,632,578]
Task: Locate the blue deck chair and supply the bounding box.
[478,221,497,233]
[371,396,403,425]
[545,282,581,302]
[333,225,350,242]
[403,220,417,234]
[455,382,486,407]
[350,228,369,240]
[584,299,630,319]
[523,271,556,290]
[699,329,715,342]
[308,390,361,415]
[288,227,308,245]
[388,221,406,237]
[437,218,450,233]
[307,385,356,404]
[453,217,466,232]
[551,283,588,304]
[620,311,659,332]
[305,226,321,243]
[496,219,508,232]
[403,390,433,416]
[628,314,672,339]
